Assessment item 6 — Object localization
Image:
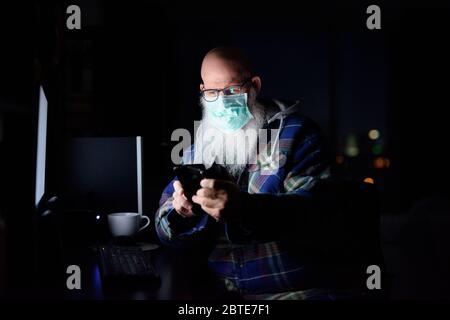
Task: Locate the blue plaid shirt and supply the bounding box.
[155,100,337,298]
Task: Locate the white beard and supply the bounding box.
[195,89,266,180]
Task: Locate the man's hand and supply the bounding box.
[172,181,194,218]
[192,179,240,222]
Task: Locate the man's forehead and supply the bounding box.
[202,75,241,87]
[201,56,243,85]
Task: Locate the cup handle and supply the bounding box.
[139,215,150,232]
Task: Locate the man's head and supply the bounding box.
[197,47,265,179]
[200,46,261,94]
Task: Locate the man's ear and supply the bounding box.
[251,76,262,94]
[199,83,204,91]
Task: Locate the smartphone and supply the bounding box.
[173,164,206,201]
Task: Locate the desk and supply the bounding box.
[29,212,238,300]
[59,244,235,300]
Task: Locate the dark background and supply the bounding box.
[1,0,450,298]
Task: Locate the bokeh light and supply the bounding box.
[368,129,380,140]
[364,177,375,184]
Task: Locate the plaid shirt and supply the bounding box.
[155,101,335,299]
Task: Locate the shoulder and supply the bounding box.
[280,113,325,141]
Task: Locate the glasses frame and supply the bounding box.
[200,78,252,102]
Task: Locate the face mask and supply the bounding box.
[204,93,254,133]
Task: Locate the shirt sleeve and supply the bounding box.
[155,178,215,248]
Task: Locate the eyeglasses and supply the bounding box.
[200,79,251,102]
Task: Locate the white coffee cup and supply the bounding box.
[108,212,150,237]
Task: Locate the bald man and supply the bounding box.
[155,47,359,300]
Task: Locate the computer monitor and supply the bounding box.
[61,136,143,216]
[35,85,48,208]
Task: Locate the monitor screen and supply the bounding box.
[62,136,143,215]
[35,86,48,207]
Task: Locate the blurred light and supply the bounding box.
[368,129,380,140]
[364,177,375,184]
[347,147,359,157]
[373,157,385,169]
[96,215,100,220]
[373,157,391,169]
[372,145,383,155]
[93,266,102,296]
[345,134,359,157]
[336,155,345,165]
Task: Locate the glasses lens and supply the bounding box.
[223,86,242,96]
[203,90,218,102]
